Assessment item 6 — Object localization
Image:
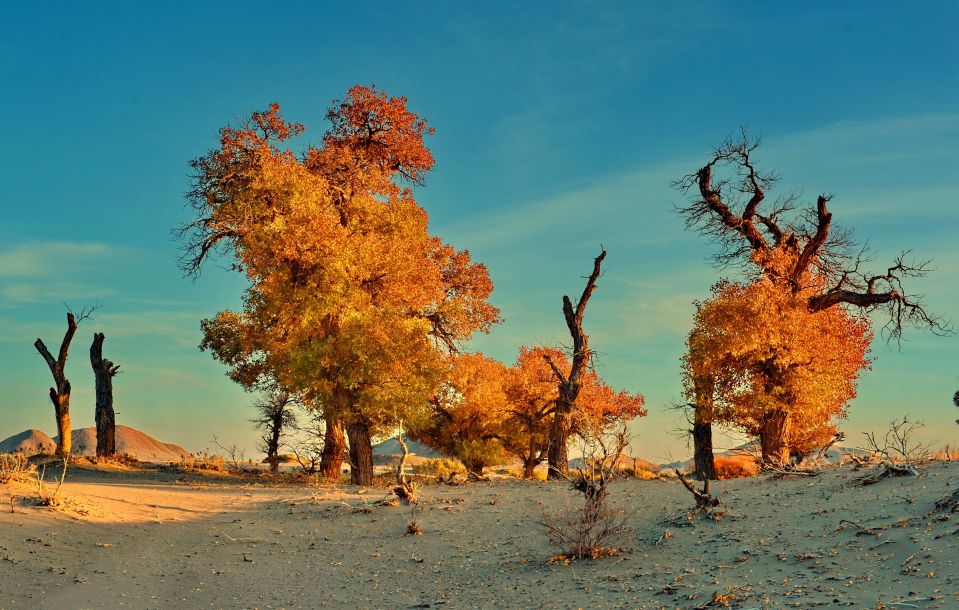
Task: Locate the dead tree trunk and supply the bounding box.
[90,332,120,457]
[346,421,374,486]
[692,377,716,480]
[320,416,346,480]
[35,311,85,459]
[545,249,607,480]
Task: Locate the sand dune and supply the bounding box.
[2,426,190,461]
[0,429,56,456]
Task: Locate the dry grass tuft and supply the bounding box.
[713,454,761,479]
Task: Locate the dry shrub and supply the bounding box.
[0,452,36,484]
[858,416,930,485]
[540,427,633,560]
[412,458,465,481]
[714,453,760,479]
[176,452,227,473]
[932,444,959,462]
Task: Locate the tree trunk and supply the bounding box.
[90,332,119,457]
[547,409,571,479]
[692,421,716,480]
[36,311,83,460]
[760,410,791,467]
[346,421,374,486]
[522,457,539,479]
[320,416,345,480]
[266,409,282,472]
[692,377,716,480]
[545,249,606,480]
[52,390,71,458]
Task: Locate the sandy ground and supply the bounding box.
[1,462,958,609]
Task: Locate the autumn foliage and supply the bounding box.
[684,276,872,465]
[181,86,499,484]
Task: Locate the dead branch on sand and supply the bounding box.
[858,417,930,485]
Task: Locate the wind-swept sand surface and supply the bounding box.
[2,462,957,609]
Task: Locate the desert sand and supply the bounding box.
[2,461,958,609]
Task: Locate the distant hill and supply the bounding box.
[62,426,191,461]
[372,435,445,463]
[2,425,190,461]
[0,429,56,456]
[659,442,871,472]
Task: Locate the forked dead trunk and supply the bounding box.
[346,421,374,486]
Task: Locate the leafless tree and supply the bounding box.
[34,306,97,458]
[544,249,607,479]
[90,332,120,457]
[674,130,949,471]
[251,387,298,472]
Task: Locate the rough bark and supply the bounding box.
[90,332,120,458]
[692,421,716,481]
[522,458,539,479]
[692,377,716,480]
[760,410,791,467]
[320,416,346,480]
[545,249,607,479]
[265,407,283,472]
[346,421,374,486]
[35,312,81,459]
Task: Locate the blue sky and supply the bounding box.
[1,1,957,461]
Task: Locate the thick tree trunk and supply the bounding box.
[346,422,374,486]
[90,333,119,457]
[320,416,345,480]
[692,421,716,480]
[52,391,71,458]
[760,410,791,467]
[547,409,571,479]
[692,377,716,480]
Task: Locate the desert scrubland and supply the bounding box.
[2,460,958,609]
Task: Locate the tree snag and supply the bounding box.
[35,308,94,459]
[90,332,120,457]
[545,249,607,479]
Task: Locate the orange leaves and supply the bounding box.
[185,87,499,437]
[684,273,873,453]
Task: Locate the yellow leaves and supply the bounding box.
[685,273,873,450]
[191,87,499,437]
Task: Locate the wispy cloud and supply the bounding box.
[0,241,118,278]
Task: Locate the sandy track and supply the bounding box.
[2,463,958,609]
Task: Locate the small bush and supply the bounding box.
[714,453,760,479]
[412,458,465,480]
[176,452,227,473]
[0,452,36,484]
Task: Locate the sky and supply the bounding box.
[1,1,957,462]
